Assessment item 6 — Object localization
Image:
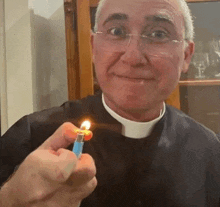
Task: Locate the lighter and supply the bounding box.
[72,121,91,158]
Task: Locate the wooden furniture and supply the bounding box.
[64,0,220,114]
[64,0,94,100]
[179,0,220,133]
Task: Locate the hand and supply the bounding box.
[1,122,97,207]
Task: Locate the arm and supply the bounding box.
[0,115,32,187]
[0,123,97,207]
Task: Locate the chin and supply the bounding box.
[102,85,166,110]
[112,93,155,111]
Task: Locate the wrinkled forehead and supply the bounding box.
[97,0,184,30]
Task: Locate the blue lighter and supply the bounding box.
[72,121,92,158]
[72,129,85,158]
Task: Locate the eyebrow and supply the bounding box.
[102,13,175,27]
[145,15,175,26]
[103,13,128,26]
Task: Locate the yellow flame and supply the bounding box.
[80,120,91,130]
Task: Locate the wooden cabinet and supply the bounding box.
[64,0,94,100]
[179,0,220,133]
[64,0,220,133]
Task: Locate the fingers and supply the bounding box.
[39,122,78,151]
[68,156,97,200]
[77,176,98,199]
[68,154,96,186]
[33,148,78,183]
[88,176,98,192]
[55,148,78,181]
[39,122,93,151]
[33,149,96,186]
[29,122,96,197]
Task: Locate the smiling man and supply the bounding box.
[1,0,220,206]
[91,0,193,122]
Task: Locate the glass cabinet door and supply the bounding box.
[180,1,220,134]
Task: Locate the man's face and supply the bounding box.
[91,0,194,113]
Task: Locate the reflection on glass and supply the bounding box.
[193,53,209,79]
[209,39,220,78]
[179,2,220,135]
[180,2,220,81]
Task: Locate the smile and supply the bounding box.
[113,74,154,83]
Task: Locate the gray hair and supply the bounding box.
[93,0,194,41]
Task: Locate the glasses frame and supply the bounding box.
[94,31,187,53]
[95,31,184,44]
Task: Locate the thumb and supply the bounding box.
[39,122,78,151]
[37,148,78,182]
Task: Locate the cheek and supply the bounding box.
[151,53,183,79]
[93,53,108,81]
[150,54,183,93]
[93,49,119,83]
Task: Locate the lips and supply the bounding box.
[113,73,154,82]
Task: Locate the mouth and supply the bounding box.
[113,74,154,83]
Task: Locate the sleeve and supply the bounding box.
[0,115,32,186]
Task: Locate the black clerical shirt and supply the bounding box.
[1,92,220,206]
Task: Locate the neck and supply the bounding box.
[103,94,164,122]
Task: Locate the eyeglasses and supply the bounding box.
[94,28,185,54]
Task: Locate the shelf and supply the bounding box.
[179,79,220,86]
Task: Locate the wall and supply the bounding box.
[3,0,34,132]
[32,5,68,112]
[0,0,6,134]
[1,0,68,134]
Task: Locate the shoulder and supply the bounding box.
[31,92,101,123]
[164,106,220,191]
[0,93,102,185]
[163,105,220,174]
[2,93,102,150]
[29,93,102,148]
[29,92,101,124]
[164,104,219,147]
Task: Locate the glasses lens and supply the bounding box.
[95,23,182,54]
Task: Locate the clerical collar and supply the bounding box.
[102,94,166,139]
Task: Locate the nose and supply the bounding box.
[120,35,148,66]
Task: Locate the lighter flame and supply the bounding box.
[80,120,91,130]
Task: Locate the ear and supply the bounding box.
[182,41,195,73]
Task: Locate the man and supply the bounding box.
[1,0,220,206]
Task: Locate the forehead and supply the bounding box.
[98,0,184,28]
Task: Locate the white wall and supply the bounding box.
[32,4,68,112]
[1,0,68,134]
[30,0,68,112]
[29,0,63,19]
[0,0,8,134]
[4,0,34,130]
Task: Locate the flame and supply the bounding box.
[80,120,91,130]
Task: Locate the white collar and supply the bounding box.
[102,94,166,139]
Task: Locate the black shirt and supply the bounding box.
[1,92,220,206]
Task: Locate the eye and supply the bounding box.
[150,30,168,39]
[142,29,170,43]
[107,27,127,38]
